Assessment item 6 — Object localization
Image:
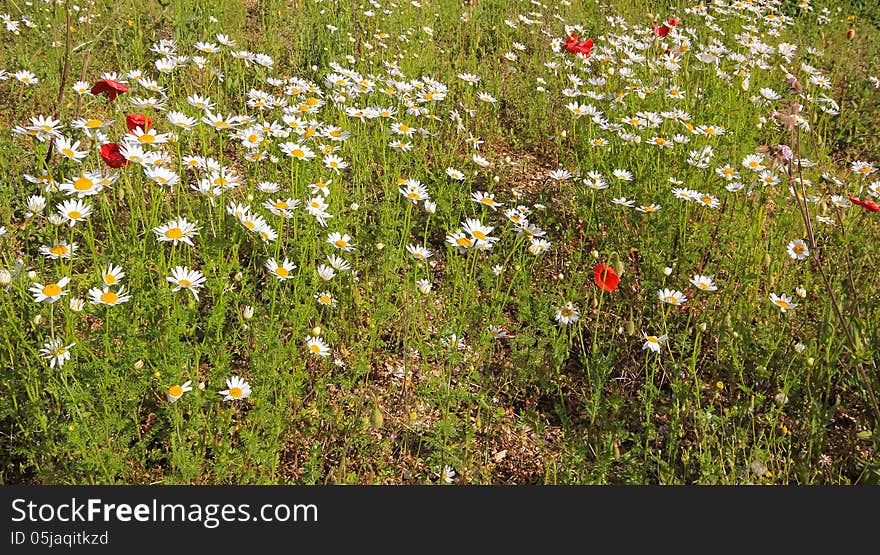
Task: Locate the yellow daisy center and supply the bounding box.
[62,148,75,157]
[74,177,93,191]
[178,279,192,287]
[168,385,183,397]
[104,274,117,284]
[228,387,243,399]
[50,245,68,256]
[775,299,789,309]
[68,211,82,219]
[43,283,62,296]
[334,239,348,248]
[100,291,119,304]
[85,119,103,128]
[471,230,487,240]
[319,295,331,304]
[138,133,155,144]
[292,149,305,158]
[165,228,184,239]
[456,237,472,247]
[310,344,322,353]
[275,267,289,277]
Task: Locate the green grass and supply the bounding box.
[0,0,879,485]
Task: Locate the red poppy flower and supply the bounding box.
[653,17,680,37]
[848,196,879,212]
[564,33,594,57]
[99,143,128,168]
[126,113,152,133]
[594,263,620,292]
[90,79,129,101]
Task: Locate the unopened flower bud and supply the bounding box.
[590,249,599,259]
[0,269,11,286]
[698,322,707,332]
[626,320,636,336]
[795,286,806,298]
[234,271,243,282]
[134,360,145,370]
[847,28,855,40]
[613,259,625,277]
[806,357,815,366]
[350,202,360,211]
[242,305,255,320]
[33,314,44,326]
[68,297,85,312]
[663,266,673,276]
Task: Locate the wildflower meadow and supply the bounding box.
[1,0,879,485]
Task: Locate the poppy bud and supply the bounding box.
[762,253,772,269]
[626,320,635,336]
[847,28,855,40]
[613,259,625,277]
[370,406,384,429]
